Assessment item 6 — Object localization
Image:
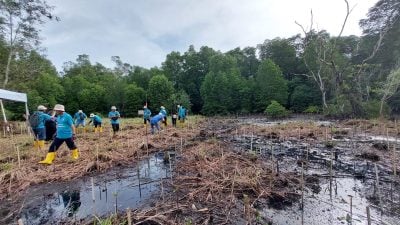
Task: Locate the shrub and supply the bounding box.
[362,100,389,119]
[303,105,320,114]
[265,100,289,118]
[323,96,352,118]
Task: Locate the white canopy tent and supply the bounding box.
[0,89,29,128]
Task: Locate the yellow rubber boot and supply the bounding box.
[38,140,45,149]
[39,152,56,165]
[99,127,103,133]
[33,140,39,148]
[71,149,80,160]
[94,127,98,133]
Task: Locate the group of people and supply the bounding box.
[30,104,121,165]
[143,104,187,134]
[31,103,187,165]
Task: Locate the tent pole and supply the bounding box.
[0,99,7,123]
[25,102,32,136]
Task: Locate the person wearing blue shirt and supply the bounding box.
[150,113,164,134]
[89,113,103,133]
[39,104,79,165]
[74,110,87,129]
[178,105,187,124]
[108,106,120,136]
[159,106,167,127]
[31,105,53,149]
[143,105,151,125]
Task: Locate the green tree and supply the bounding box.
[78,84,106,114]
[124,83,146,117]
[258,38,298,79]
[201,54,242,115]
[0,0,56,88]
[226,47,259,78]
[254,59,288,112]
[289,77,321,112]
[147,74,174,110]
[167,90,191,114]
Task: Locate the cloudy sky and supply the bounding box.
[41,0,379,72]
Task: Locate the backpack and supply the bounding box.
[29,112,41,128]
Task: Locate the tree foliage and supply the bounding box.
[1,1,400,119]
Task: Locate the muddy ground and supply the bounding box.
[1,116,400,224]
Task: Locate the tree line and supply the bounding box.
[0,0,399,119]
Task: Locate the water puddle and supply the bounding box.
[222,119,400,224]
[264,177,398,225]
[2,152,173,225]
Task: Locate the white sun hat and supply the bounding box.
[37,105,47,111]
[54,104,65,112]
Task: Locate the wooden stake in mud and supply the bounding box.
[91,177,96,217]
[329,150,333,200]
[374,163,382,212]
[325,127,328,143]
[127,208,132,225]
[250,132,254,152]
[386,127,390,153]
[301,162,305,225]
[348,195,353,223]
[366,206,371,225]
[137,162,142,198]
[16,146,21,168]
[180,137,183,154]
[393,144,397,176]
[96,144,99,170]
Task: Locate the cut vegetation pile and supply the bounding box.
[0,118,203,201]
[120,139,300,225]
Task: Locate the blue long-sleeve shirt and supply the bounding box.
[150,114,164,124]
[36,111,52,129]
[91,115,102,123]
[74,112,87,121]
[144,108,151,119]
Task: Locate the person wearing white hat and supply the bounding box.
[39,104,79,165]
[73,109,87,131]
[29,105,53,149]
[88,113,103,133]
[159,106,168,127]
[108,106,120,136]
[143,105,151,126]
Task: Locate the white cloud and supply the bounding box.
[40,0,378,72]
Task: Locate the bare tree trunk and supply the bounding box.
[4,49,13,89]
[322,90,328,109]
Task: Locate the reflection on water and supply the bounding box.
[61,190,81,217]
[8,152,172,225]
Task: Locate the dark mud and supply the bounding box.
[209,117,400,225]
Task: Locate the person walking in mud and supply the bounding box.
[108,106,120,137]
[159,106,167,127]
[30,105,53,150]
[74,110,87,133]
[178,104,187,126]
[45,108,57,143]
[39,104,79,165]
[143,105,151,126]
[88,113,103,133]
